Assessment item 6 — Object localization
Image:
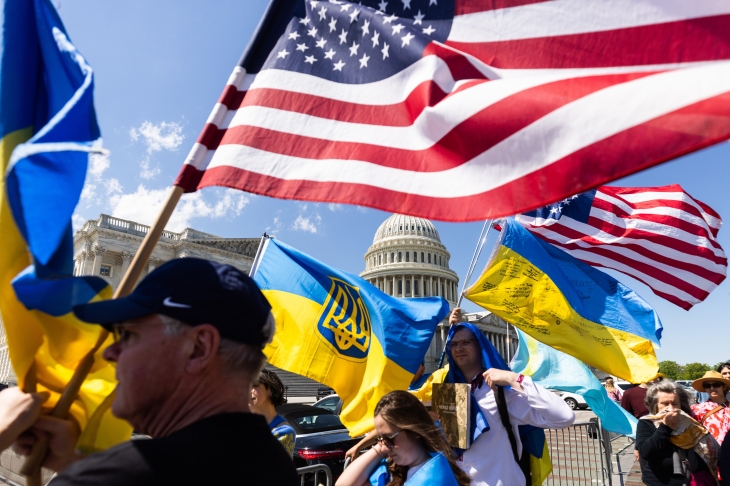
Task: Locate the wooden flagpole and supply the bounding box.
[21,186,184,477]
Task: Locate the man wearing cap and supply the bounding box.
[15,258,298,485]
[691,370,730,447]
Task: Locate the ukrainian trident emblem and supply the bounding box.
[317,277,371,360]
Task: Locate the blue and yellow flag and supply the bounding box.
[251,238,449,436]
[511,328,638,437]
[0,0,131,451]
[465,218,660,384]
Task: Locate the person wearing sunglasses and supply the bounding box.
[691,371,730,448]
[336,391,470,486]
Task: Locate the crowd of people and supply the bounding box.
[0,256,726,485]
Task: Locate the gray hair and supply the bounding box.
[158,313,275,382]
[644,380,692,415]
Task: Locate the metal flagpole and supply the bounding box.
[436,220,493,368]
[21,186,184,477]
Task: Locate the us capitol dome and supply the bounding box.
[359,214,459,304]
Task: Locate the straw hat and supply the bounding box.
[691,370,730,392]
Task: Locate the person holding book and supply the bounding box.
[444,308,575,486]
[336,390,470,486]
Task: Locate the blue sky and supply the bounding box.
[59,0,729,366]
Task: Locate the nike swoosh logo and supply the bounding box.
[163,297,192,309]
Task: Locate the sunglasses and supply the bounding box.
[376,430,401,449]
[703,382,725,389]
[447,339,476,352]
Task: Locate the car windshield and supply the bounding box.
[316,397,339,413]
[294,413,344,432]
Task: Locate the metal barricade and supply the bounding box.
[545,419,612,486]
[296,464,333,486]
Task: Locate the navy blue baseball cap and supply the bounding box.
[73,258,273,347]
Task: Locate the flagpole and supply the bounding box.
[436,220,493,368]
[21,185,184,478]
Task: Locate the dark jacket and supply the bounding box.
[636,419,709,486]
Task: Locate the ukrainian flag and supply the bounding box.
[0,0,131,451]
[465,218,660,384]
[252,238,449,436]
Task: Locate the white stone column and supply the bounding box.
[91,245,107,276]
[147,257,162,274]
[74,252,86,276]
[420,275,424,297]
[411,275,415,297]
[392,276,396,296]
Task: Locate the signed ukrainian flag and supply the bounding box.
[466,219,661,383]
[0,0,131,451]
[252,238,449,436]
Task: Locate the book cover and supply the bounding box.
[432,383,472,449]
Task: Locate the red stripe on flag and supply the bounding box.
[455,0,551,15]
[215,72,654,171]
[446,15,730,69]
[187,90,730,222]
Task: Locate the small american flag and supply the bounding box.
[175,0,730,222]
[516,185,727,310]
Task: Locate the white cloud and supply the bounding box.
[139,158,161,180]
[265,214,283,236]
[328,203,343,212]
[72,213,86,231]
[292,213,322,234]
[129,121,184,154]
[109,186,250,232]
[80,153,112,205]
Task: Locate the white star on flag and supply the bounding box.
[383,13,397,24]
[288,31,301,40]
[371,30,380,47]
[359,53,370,68]
[304,55,317,64]
[378,0,387,11]
[349,42,360,56]
[299,16,311,25]
[328,17,337,32]
[307,27,318,37]
[381,42,389,59]
[413,10,424,25]
[296,43,309,52]
[310,0,319,7]
[422,24,435,35]
[277,49,290,59]
[339,29,348,44]
[401,32,414,46]
[340,3,351,11]
[333,59,346,70]
[402,0,412,9]
[391,23,404,35]
[349,9,360,22]
[362,19,370,35]
[318,7,327,20]
[429,0,437,5]
[315,38,327,48]
[324,48,336,59]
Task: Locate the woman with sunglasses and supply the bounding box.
[335,391,470,486]
[691,370,730,448]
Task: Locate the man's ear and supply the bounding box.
[185,324,220,374]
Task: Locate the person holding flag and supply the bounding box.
[444,309,575,486]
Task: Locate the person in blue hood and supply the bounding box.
[445,308,575,486]
[336,391,470,486]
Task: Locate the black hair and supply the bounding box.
[254,368,286,407]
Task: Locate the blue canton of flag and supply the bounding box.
[522,190,597,224]
[264,0,454,83]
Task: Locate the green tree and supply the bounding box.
[682,362,711,380]
[658,360,683,380]
[714,360,730,371]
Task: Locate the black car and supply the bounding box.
[276,403,361,481]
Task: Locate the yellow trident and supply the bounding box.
[319,278,371,355]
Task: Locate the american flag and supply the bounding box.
[175,0,730,222]
[515,185,727,310]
